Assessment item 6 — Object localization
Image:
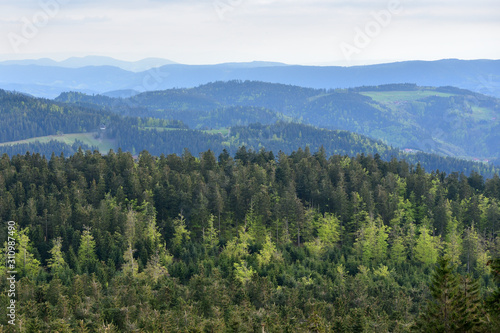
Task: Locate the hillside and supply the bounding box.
[56,82,500,162]
[0,147,499,330]
[0,88,496,177]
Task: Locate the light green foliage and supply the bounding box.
[304,238,324,258]
[390,196,415,228]
[78,227,97,273]
[125,208,137,244]
[476,250,490,276]
[305,212,341,257]
[16,227,40,278]
[390,235,406,265]
[389,177,415,228]
[444,217,462,267]
[414,226,441,266]
[336,263,348,278]
[256,234,281,267]
[317,213,340,247]
[233,260,256,285]
[203,214,219,251]
[373,264,390,278]
[245,202,266,244]
[355,216,390,264]
[172,213,191,249]
[478,194,490,231]
[47,237,67,276]
[357,265,371,279]
[122,243,138,277]
[143,250,169,283]
[222,226,253,260]
[144,204,162,247]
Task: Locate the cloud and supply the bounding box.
[0,0,498,64]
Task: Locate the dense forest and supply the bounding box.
[55,81,500,160]
[0,148,499,332]
[0,141,95,159]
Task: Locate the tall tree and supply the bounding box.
[78,226,97,274]
[414,225,441,266]
[16,227,40,278]
[415,257,461,332]
[47,237,67,277]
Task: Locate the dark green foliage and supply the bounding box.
[487,257,500,328]
[0,140,95,157]
[0,90,118,143]
[415,257,487,332]
[0,146,498,331]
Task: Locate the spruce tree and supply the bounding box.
[456,275,485,332]
[487,257,500,329]
[415,257,487,332]
[415,257,460,332]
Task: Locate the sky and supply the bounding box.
[0,0,499,66]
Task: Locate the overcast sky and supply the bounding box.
[0,0,499,65]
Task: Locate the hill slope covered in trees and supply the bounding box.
[56,81,500,162]
[1,88,498,177]
[0,148,499,331]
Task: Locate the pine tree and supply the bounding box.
[390,234,406,265]
[415,257,460,332]
[203,214,219,253]
[317,212,341,249]
[122,242,138,277]
[487,257,500,329]
[78,226,97,274]
[172,213,190,250]
[444,217,462,267]
[15,227,40,278]
[456,274,485,332]
[414,225,441,266]
[415,256,487,332]
[47,237,67,277]
[256,234,281,267]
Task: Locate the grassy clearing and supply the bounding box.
[202,128,230,136]
[0,133,116,152]
[470,106,497,121]
[141,127,185,131]
[360,90,454,103]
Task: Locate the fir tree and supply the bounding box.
[415,257,460,332]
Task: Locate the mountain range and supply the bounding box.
[0,58,498,99]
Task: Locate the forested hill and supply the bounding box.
[2,59,500,98]
[0,89,120,143]
[0,148,499,331]
[1,88,499,177]
[55,81,500,162]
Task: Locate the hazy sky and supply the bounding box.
[0,0,499,65]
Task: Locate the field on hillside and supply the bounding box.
[0,133,116,152]
[359,90,454,103]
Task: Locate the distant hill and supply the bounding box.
[2,88,497,177]
[0,56,177,72]
[55,81,500,162]
[1,59,499,99]
[101,89,141,98]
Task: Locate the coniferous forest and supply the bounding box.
[0,148,499,332]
